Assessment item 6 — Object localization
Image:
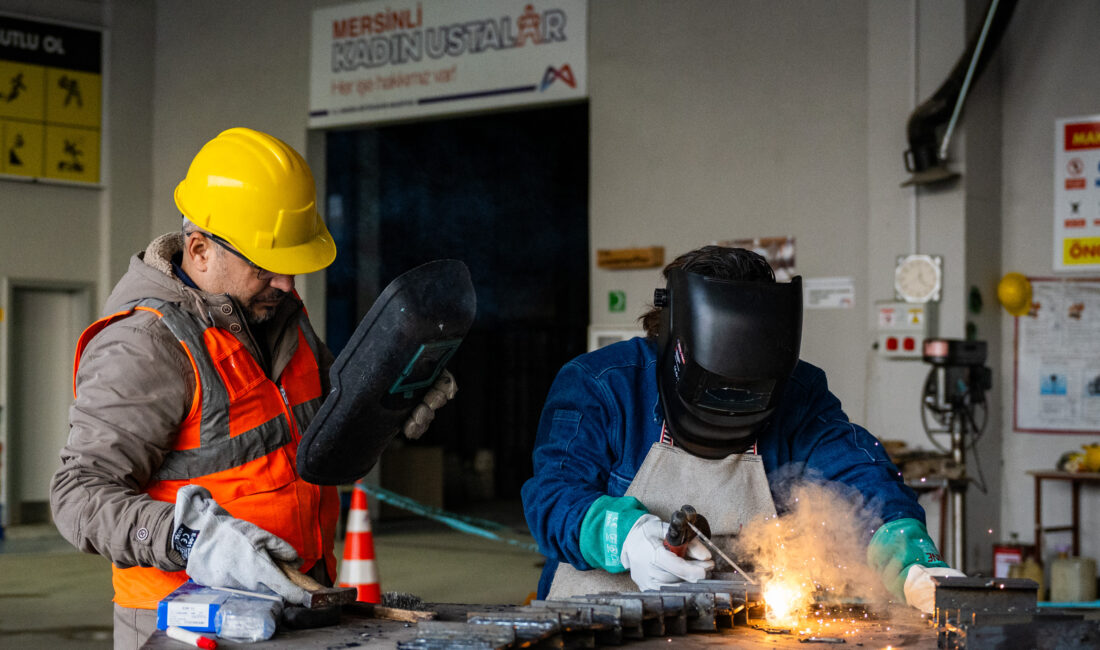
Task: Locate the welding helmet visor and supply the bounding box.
[657,270,803,458]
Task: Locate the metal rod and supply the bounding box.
[686,521,756,585]
[938,0,1001,161]
[950,411,966,572]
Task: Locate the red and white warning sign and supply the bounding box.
[1055,116,1100,271]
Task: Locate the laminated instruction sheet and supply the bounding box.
[1014,278,1100,433]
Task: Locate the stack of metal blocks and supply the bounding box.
[396,578,763,649]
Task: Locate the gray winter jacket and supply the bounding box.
[50,232,332,571]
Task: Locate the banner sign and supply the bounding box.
[0,13,102,184]
[309,0,587,128]
[1054,115,1100,271]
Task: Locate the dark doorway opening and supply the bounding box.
[324,102,589,508]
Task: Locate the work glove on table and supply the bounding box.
[172,484,308,605]
[904,565,966,614]
[403,369,458,439]
[620,514,714,591]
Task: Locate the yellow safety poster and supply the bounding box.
[0,13,101,184]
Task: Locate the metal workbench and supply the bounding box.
[141,601,940,649]
[142,576,1100,648]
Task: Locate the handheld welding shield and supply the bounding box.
[296,259,476,485]
[656,269,803,458]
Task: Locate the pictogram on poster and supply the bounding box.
[0,13,102,184]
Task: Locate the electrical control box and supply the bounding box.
[875,301,936,359]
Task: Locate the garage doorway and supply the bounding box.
[2,282,92,526]
[324,102,589,506]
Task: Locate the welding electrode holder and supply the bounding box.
[664,505,711,557]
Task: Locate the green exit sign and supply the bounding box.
[609,290,626,312]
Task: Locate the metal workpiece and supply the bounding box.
[962,618,1100,649]
[931,576,1039,625]
[397,620,516,650]
[576,592,667,637]
[517,601,601,647]
[660,581,743,620]
[700,576,766,602]
[465,610,561,647]
[559,595,646,638]
[655,590,718,632]
[930,575,1100,649]
[527,600,624,646]
[938,613,1100,649]
[698,577,767,623]
[616,592,688,636]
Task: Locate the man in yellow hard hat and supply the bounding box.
[50,128,455,648]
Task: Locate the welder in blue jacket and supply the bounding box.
[521,246,963,613]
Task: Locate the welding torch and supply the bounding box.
[663,505,709,557]
[664,504,756,585]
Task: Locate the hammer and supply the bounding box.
[277,562,357,609]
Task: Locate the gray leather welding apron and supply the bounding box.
[548,440,777,598]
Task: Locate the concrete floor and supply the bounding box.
[0,501,544,649]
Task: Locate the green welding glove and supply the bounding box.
[578,495,713,591]
[867,517,963,613]
[579,495,651,572]
[403,370,457,440]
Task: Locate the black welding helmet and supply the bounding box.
[656,269,803,458]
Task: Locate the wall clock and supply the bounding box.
[894,254,942,303]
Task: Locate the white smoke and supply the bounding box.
[732,477,894,625]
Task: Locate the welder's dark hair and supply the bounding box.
[639,246,776,338]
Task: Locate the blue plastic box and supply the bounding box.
[156,581,230,632]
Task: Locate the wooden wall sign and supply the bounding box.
[596,246,664,270]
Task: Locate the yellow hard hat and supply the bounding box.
[174,127,336,275]
[997,272,1032,316]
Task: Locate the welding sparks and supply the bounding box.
[763,579,806,627]
[737,478,893,635]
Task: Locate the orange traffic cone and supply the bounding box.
[338,481,381,603]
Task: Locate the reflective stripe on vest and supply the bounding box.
[74,298,338,609]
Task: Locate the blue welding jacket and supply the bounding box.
[521,336,926,599]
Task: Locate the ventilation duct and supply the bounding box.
[902,0,1017,187]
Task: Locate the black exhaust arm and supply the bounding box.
[902,0,1017,186]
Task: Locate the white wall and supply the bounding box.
[588,0,872,415]
[1000,0,1100,565]
[865,0,1009,572]
[865,0,968,455]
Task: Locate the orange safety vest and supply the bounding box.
[73,298,339,609]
